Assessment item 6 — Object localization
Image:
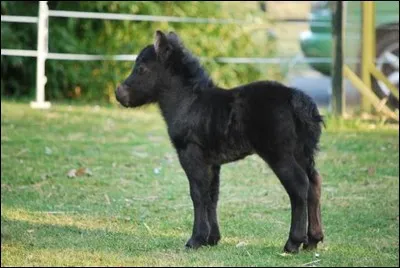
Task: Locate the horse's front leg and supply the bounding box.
[178,143,213,249]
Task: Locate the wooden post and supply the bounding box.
[331,1,345,117]
[361,1,375,112]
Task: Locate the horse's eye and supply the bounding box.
[137,66,146,74]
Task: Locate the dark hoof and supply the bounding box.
[207,234,221,246]
[283,239,302,254]
[303,243,317,251]
[303,237,322,251]
[185,237,207,250]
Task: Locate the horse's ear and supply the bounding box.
[154,30,172,62]
[167,31,183,47]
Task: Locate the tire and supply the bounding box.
[371,28,399,110]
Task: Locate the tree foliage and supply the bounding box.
[1,1,279,103]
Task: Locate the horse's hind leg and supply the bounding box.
[303,167,324,250]
[295,152,324,250]
[259,151,309,253]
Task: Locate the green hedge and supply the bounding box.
[1,1,280,103]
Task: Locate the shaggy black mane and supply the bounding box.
[169,38,214,91]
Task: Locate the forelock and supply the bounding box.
[136,45,157,63]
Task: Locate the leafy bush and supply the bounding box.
[1,1,279,103]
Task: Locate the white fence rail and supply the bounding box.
[1,49,340,64]
[1,1,338,109]
[1,15,38,23]
[47,10,247,24]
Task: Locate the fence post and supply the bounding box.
[331,1,345,116]
[360,1,374,113]
[31,1,51,109]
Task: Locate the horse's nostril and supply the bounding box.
[116,85,124,95]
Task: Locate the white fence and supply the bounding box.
[1,1,335,109]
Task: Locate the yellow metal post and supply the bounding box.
[343,1,398,121]
[361,1,375,112]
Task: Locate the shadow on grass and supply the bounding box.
[1,216,184,254]
[1,216,286,256]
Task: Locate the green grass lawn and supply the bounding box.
[1,100,399,267]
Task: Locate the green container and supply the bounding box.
[299,1,399,76]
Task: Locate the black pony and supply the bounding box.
[115,30,325,253]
